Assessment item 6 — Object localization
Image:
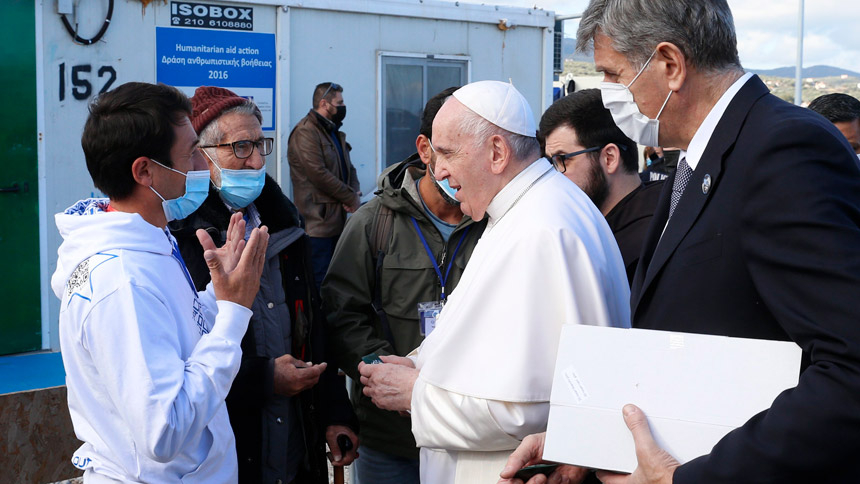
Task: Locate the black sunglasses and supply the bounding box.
[321,82,342,102]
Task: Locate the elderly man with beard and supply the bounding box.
[540,88,663,285]
[170,86,359,484]
[358,80,630,484]
[322,87,486,484]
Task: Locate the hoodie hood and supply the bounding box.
[374,154,479,229]
[376,152,424,193]
[52,198,174,298]
[374,153,428,216]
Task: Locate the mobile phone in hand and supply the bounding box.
[513,463,560,481]
[361,352,384,365]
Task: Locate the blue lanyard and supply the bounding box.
[168,235,198,296]
[410,217,471,300]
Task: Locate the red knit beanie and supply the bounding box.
[190,86,247,134]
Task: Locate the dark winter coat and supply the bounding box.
[171,175,358,484]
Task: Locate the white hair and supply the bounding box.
[456,106,540,162]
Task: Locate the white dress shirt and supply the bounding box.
[682,72,754,171]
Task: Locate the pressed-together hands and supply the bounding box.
[358,355,418,412]
[196,212,269,308]
[498,405,678,484]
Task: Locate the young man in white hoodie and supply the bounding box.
[52,82,269,483]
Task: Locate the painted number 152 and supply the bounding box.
[59,63,117,101]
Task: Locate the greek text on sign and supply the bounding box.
[156,27,276,129]
[171,1,253,31]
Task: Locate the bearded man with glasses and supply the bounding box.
[170,86,359,484]
[539,88,664,285]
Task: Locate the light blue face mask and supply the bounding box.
[149,159,210,222]
[427,162,459,205]
[208,154,266,209]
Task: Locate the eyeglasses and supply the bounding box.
[201,138,274,159]
[321,82,341,102]
[548,146,603,173]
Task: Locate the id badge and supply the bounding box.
[417,300,444,336]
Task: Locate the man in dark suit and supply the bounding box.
[498,1,860,483]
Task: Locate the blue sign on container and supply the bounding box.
[156,26,276,130]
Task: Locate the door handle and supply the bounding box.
[0,182,28,193]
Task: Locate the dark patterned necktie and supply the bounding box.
[668,156,692,220]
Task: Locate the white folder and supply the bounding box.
[543,324,802,473]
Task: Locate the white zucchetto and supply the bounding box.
[452,80,537,137]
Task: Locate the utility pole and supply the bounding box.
[794,0,804,105]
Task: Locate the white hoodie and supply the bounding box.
[53,198,251,483]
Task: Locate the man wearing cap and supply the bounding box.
[288,82,362,290]
[171,86,359,484]
[358,80,630,483]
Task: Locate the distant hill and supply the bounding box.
[744,65,860,79]
[559,60,860,105]
[562,38,592,62]
[560,47,860,80]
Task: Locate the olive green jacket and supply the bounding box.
[321,154,485,459]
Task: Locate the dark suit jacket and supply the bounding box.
[631,75,860,483]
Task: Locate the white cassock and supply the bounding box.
[410,160,631,483]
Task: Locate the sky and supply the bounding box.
[478,0,860,74]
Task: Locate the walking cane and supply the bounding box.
[333,434,353,484]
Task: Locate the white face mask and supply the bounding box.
[600,50,673,147]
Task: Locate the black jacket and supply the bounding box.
[632,75,860,483]
[171,175,358,484]
[604,180,664,286]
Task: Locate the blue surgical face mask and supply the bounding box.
[427,162,459,205]
[148,159,210,222]
[206,151,266,209]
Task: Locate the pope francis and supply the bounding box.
[359,80,631,483]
